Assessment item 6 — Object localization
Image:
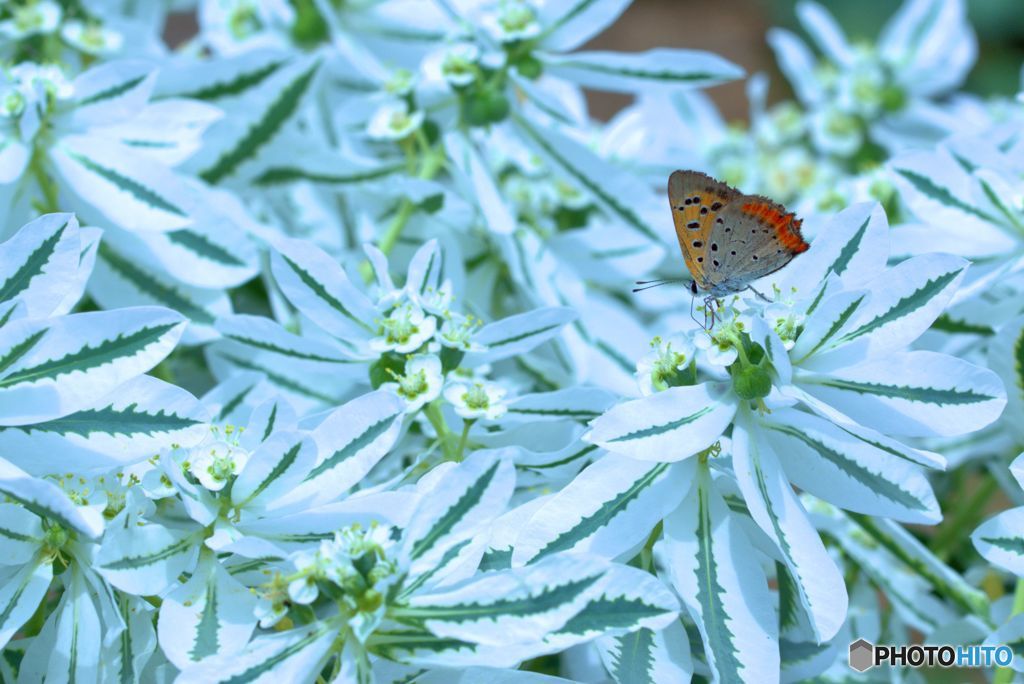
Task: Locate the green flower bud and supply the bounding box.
[733,365,772,400]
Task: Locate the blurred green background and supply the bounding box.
[583,0,1024,121]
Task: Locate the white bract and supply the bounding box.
[0,0,1021,682]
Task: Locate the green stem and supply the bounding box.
[423,400,453,460]
[455,419,474,462]
[640,521,663,572]
[358,138,447,282]
[849,512,990,621]
[380,139,445,257]
[931,473,998,561]
[994,578,1024,684]
[30,153,59,213]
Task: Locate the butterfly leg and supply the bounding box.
[704,296,718,331]
[689,293,702,329]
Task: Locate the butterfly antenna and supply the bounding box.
[632,278,686,293]
[747,286,772,303]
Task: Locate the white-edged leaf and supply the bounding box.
[393,554,609,645]
[175,621,339,684]
[596,621,693,684]
[96,523,201,596]
[402,455,515,579]
[0,307,186,425]
[974,506,1024,576]
[733,415,846,642]
[765,29,821,104]
[0,459,103,538]
[445,133,516,235]
[816,253,966,357]
[540,49,743,93]
[538,0,632,52]
[0,375,206,476]
[0,213,79,318]
[798,350,1006,438]
[53,136,195,232]
[0,503,42,565]
[71,60,157,127]
[778,203,888,295]
[989,315,1024,443]
[513,455,688,564]
[763,408,940,523]
[232,431,316,509]
[587,382,736,461]
[0,561,52,650]
[469,307,577,364]
[157,549,258,669]
[269,237,377,339]
[512,114,660,241]
[543,563,679,647]
[247,392,298,436]
[504,386,616,423]
[90,241,224,338]
[216,314,358,365]
[195,59,321,184]
[663,464,779,683]
[795,1,853,66]
[276,390,405,509]
[47,569,102,683]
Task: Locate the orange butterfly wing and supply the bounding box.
[667,171,739,291]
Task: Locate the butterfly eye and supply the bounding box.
[690,281,698,294]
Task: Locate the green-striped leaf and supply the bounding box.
[404,456,514,576]
[587,382,736,461]
[0,214,78,318]
[97,524,201,595]
[513,456,679,564]
[176,622,339,683]
[664,463,779,682]
[157,549,259,669]
[198,61,320,184]
[764,408,939,522]
[269,238,377,339]
[0,459,104,538]
[0,562,54,651]
[800,350,1005,438]
[541,49,743,93]
[733,416,846,642]
[472,307,577,363]
[513,114,659,241]
[54,136,194,232]
[231,433,316,509]
[94,243,218,327]
[596,621,693,684]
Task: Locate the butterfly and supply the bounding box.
[657,170,809,327]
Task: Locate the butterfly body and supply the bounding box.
[668,170,808,298]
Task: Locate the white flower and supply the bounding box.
[437,312,484,352]
[382,354,443,413]
[61,21,124,55]
[0,1,61,38]
[367,100,424,141]
[444,379,507,420]
[416,281,454,316]
[189,441,250,491]
[809,107,863,156]
[441,43,480,87]
[482,0,542,43]
[636,334,696,395]
[384,69,416,97]
[371,301,437,354]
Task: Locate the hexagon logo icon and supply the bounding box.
[849,639,874,672]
